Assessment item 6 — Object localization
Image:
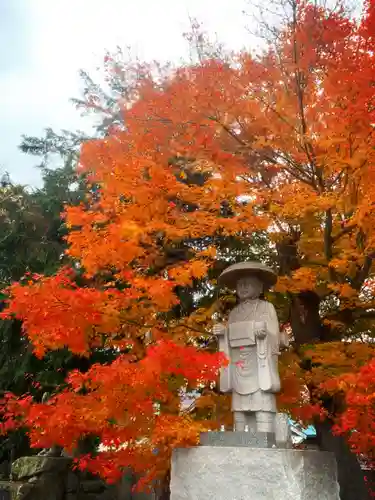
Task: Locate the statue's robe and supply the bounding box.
[220,299,282,413]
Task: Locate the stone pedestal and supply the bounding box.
[200,431,278,448]
[171,446,340,500]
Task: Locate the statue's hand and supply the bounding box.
[213,323,226,336]
[254,321,267,339]
[255,329,267,339]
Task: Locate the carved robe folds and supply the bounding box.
[219,300,284,413]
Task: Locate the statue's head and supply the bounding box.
[236,275,263,301]
[219,261,276,298]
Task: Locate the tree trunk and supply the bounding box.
[290,291,323,345]
[315,420,370,500]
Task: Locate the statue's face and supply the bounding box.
[236,276,263,300]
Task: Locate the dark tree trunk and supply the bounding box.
[315,420,370,500]
[290,291,324,345]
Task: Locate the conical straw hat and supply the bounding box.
[218,261,277,290]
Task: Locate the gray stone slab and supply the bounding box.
[200,431,279,448]
[171,446,340,500]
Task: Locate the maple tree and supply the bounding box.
[0,167,116,463]
[1,0,375,496]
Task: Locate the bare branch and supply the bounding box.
[331,223,357,243]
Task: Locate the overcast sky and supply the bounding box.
[0,0,254,187]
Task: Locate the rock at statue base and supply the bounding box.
[170,446,340,500]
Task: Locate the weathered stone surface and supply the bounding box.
[200,431,278,448]
[200,415,292,449]
[20,472,65,500]
[14,482,34,500]
[4,459,158,500]
[0,479,23,499]
[12,457,71,480]
[171,447,340,500]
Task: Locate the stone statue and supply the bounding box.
[214,262,288,434]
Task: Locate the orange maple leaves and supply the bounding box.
[0,342,224,482]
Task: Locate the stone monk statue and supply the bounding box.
[213,262,288,434]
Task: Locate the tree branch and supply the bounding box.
[209,116,315,186]
[324,209,336,282]
[324,209,333,262]
[331,223,357,243]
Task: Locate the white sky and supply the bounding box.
[0,0,253,187]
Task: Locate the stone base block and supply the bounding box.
[200,431,278,448]
[171,447,340,500]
